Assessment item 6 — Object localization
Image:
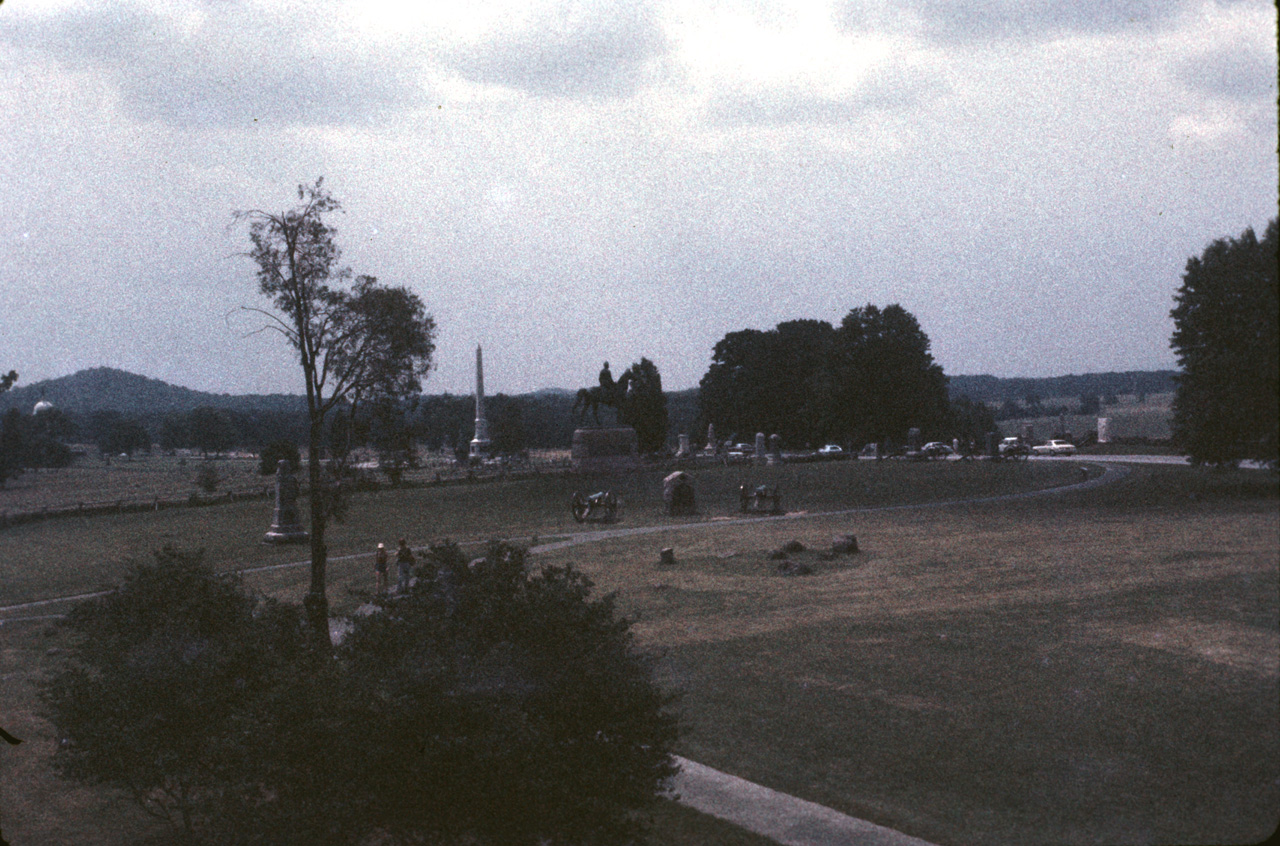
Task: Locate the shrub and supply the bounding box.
[43,543,680,845]
[194,464,219,493]
[41,548,313,843]
[334,541,681,845]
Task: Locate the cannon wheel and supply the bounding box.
[571,492,589,523]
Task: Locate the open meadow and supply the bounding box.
[1,457,1276,844]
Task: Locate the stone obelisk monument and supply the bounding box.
[469,345,491,461]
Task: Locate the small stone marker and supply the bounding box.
[907,427,922,451]
[663,471,697,516]
[659,548,676,566]
[832,534,859,555]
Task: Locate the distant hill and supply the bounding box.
[0,367,1180,445]
[0,367,305,418]
[947,371,1177,404]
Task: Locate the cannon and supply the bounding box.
[572,490,619,523]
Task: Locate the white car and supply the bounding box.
[817,444,844,456]
[1032,439,1077,456]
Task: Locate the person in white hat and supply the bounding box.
[374,542,389,596]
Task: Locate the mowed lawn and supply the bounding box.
[0,458,1081,607]
[0,460,1275,844]
[534,466,1279,846]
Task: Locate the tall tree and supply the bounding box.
[186,407,237,457]
[621,357,669,454]
[698,305,948,448]
[0,372,18,486]
[237,179,437,641]
[487,394,527,457]
[833,304,949,444]
[1170,218,1278,465]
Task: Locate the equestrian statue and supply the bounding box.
[573,361,632,426]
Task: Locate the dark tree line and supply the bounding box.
[1171,218,1278,466]
[1,406,75,484]
[698,305,954,448]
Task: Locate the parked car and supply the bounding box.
[998,437,1021,454]
[1032,439,1077,456]
[1003,442,1032,458]
[817,444,844,456]
[920,442,954,459]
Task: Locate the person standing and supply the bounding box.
[396,538,415,595]
[374,542,389,596]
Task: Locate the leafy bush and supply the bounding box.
[41,548,312,843]
[194,464,219,493]
[42,543,680,845]
[332,540,681,845]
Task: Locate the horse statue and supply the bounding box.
[573,365,632,426]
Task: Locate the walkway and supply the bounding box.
[671,757,938,846]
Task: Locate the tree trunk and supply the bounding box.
[305,421,330,646]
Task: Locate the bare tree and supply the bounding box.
[237,179,436,641]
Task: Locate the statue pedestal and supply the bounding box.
[264,520,309,545]
[571,427,640,473]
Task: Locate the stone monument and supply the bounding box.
[263,459,308,544]
[676,433,692,459]
[663,471,696,516]
[1097,418,1110,444]
[767,433,782,465]
[705,423,717,455]
[754,432,766,463]
[570,362,640,472]
[469,345,491,461]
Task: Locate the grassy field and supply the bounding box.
[1000,392,1175,444]
[1,459,1276,845]
[531,465,1278,845]
[0,459,1082,607]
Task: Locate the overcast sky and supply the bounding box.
[2,0,1275,397]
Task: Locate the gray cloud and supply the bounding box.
[0,2,427,128]
[445,2,667,98]
[842,0,1245,43]
[1177,47,1278,101]
[706,69,947,127]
